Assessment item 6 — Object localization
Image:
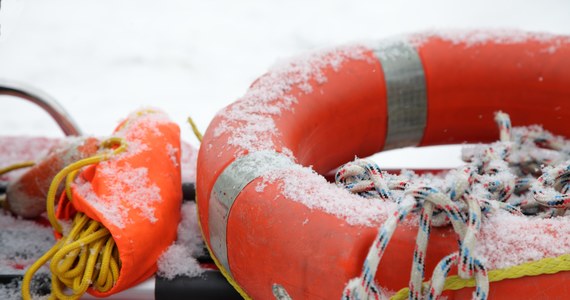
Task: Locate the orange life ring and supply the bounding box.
[196,31,570,299]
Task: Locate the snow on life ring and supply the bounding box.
[196,31,570,299]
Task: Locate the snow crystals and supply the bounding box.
[0,211,54,275]
[213,45,369,155]
[410,29,570,52]
[157,202,204,279]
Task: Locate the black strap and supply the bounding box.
[155,271,242,300]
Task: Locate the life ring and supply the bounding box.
[196,31,570,299]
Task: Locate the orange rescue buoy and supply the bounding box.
[22,109,182,299]
[6,137,99,218]
[196,31,570,299]
[60,110,182,297]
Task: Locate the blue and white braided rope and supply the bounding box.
[339,111,566,300]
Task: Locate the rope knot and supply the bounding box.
[532,162,570,213]
[336,159,394,200]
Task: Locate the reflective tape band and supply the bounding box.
[374,40,427,150]
[209,151,296,279]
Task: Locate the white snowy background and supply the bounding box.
[1,0,570,168]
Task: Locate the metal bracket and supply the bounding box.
[0,79,82,136]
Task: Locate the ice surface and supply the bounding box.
[0,211,54,275]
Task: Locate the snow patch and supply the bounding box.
[476,210,570,269]
[114,108,172,143]
[410,29,570,51]
[75,163,161,228]
[166,143,179,167]
[157,244,202,280]
[213,45,370,155]
[257,167,396,227]
[0,276,50,300]
[157,202,204,279]
[180,141,198,183]
[0,211,54,275]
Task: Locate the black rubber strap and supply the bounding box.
[0,182,7,194]
[182,182,196,201]
[155,271,242,300]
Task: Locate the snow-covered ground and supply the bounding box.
[1,0,570,168]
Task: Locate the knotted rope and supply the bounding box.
[339,111,570,300]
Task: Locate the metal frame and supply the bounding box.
[0,79,82,136]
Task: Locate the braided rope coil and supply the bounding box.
[340,111,570,300]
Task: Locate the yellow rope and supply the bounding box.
[187,117,203,142]
[22,137,126,300]
[0,161,35,176]
[390,253,570,299]
[46,137,126,234]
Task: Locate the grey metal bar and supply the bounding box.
[0,79,82,136]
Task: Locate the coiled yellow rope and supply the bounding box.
[390,253,570,299]
[22,137,126,300]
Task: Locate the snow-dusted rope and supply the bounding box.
[338,111,570,300]
[531,162,570,216]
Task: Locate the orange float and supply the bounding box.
[196,31,570,299]
[22,109,182,299]
[59,110,183,297]
[6,137,100,218]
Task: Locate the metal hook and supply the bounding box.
[0,79,82,136]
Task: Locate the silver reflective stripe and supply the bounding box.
[374,40,427,150]
[209,151,296,279]
[272,283,293,300]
